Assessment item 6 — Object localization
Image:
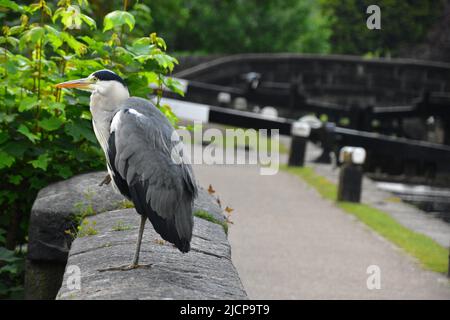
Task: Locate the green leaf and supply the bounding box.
[29,153,50,171]
[0,264,19,275]
[60,32,87,55]
[154,53,177,71]
[18,96,39,112]
[0,151,15,169]
[0,132,9,144]
[45,25,63,50]
[65,121,97,143]
[19,27,45,50]
[0,247,19,263]
[47,101,66,116]
[55,165,72,179]
[128,37,154,55]
[164,77,186,97]
[6,36,19,47]
[0,0,23,12]
[103,10,135,32]
[8,175,22,185]
[80,13,96,30]
[38,117,63,131]
[0,112,16,124]
[8,26,24,35]
[3,141,28,159]
[17,124,40,143]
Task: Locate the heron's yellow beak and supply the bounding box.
[55,78,95,91]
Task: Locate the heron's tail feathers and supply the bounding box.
[128,181,193,253]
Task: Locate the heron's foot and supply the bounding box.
[99,174,112,186]
[98,263,152,272]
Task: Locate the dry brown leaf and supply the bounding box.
[225,206,234,214]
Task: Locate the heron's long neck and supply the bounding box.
[89,85,129,154]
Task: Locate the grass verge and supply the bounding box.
[282,165,449,274]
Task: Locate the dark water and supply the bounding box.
[376,182,450,224]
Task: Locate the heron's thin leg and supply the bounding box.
[131,215,146,266]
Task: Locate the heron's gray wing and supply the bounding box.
[107,104,197,252]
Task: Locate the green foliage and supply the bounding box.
[103,10,135,32]
[322,0,442,56]
[0,230,24,299]
[65,190,96,239]
[116,199,135,209]
[0,0,182,298]
[117,0,333,54]
[76,218,98,237]
[144,0,331,54]
[111,220,131,231]
[194,210,229,235]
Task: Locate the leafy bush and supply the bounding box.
[0,0,181,298]
[62,0,331,54]
[322,0,443,57]
[143,0,332,54]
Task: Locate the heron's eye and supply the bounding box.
[92,77,98,82]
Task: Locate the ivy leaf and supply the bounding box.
[17,124,40,143]
[18,96,39,112]
[103,10,135,32]
[38,117,63,131]
[0,151,15,169]
[29,153,50,171]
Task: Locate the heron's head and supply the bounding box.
[56,69,130,110]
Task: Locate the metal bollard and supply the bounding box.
[288,121,310,167]
[337,147,366,202]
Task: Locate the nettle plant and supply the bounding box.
[0,0,182,296]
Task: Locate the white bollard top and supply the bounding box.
[260,106,278,119]
[234,97,247,110]
[217,92,231,104]
[339,146,366,164]
[291,121,311,137]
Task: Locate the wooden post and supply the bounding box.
[337,147,366,203]
[288,121,310,167]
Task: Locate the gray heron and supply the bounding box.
[56,70,198,270]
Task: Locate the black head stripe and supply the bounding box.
[92,70,126,87]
